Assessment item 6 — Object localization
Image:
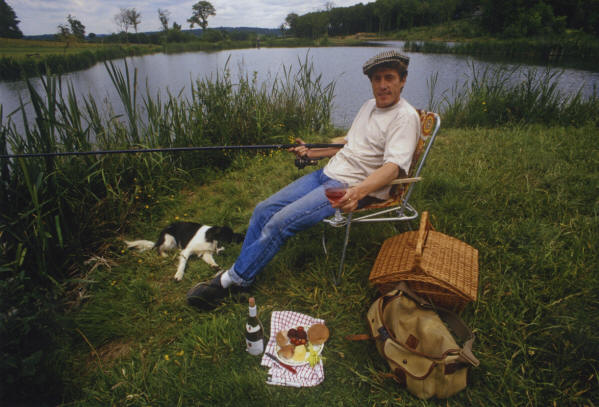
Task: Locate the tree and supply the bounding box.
[373,0,394,33]
[284,12,299,36]
[56,20,77,52]
[158,8,170,31]
[114,8,132,33]
[0,0,23,38]
[56,23,71,40]
[67,14,85,40]
[187,1,216,30]
[126,8,142,33]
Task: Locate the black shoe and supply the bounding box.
[187,270,246,310]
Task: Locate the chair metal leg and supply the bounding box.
[332,213,353,286]
[321,224,328,257]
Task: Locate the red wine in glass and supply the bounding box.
[325,188,345,203]
[325,183,348,223]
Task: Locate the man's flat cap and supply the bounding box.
[362,50,410,75]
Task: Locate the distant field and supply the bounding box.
[0,37,108,58]
[0,38,162,80]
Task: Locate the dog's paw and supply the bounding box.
[174,272,184,281]
[216,247,225,254]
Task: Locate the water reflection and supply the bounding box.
[1,43,598,131]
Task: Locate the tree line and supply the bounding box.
[0,0,219,41]
[2,0,598,44]
[283,0,599,39]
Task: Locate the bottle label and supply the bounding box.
[246,338,264,355]
[246,323,261,333]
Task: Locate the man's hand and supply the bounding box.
[288,138,310,158]
[331,162,400,213]
[331,187,362,213]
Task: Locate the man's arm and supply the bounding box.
[288,137,345,159]
[332,162,401,212]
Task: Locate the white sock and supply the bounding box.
[220,270,233,288]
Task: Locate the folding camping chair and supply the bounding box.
[322,110,441,285]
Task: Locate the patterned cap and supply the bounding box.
[362,50,410,75]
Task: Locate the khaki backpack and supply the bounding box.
[349,282,480,399]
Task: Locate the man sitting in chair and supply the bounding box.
[187,50,421,309]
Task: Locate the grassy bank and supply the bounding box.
[393,19,599,67]
[0,59,598,404]
[404,37,599,67]
[61,123,598,406]
[0,38,162,81]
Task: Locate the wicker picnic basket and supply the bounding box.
[369,212,479,311]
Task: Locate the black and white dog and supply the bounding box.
[125,222,244,281]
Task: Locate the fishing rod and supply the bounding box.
[0,143,345,168]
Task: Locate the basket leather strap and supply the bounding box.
[415,211,433,264]
[345,334,372,341]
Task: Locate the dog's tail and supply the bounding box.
[124,240,155,251]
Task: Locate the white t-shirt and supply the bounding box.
[324,98,421,200]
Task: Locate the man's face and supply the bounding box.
[370,67,406,108]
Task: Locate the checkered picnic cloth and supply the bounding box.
[260,311,325,387]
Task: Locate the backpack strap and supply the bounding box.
[345,282,479,368]
[390,282,480,367]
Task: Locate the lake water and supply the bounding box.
[1,41,598,130]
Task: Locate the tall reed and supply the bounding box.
[434,62,599,128]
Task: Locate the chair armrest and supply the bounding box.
[389,177,422,185]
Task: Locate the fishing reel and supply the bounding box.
[294,155,320,169]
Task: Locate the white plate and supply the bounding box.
[274,326,324,366]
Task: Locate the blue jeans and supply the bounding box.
[228,169,342,286]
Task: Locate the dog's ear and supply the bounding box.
[208,226,234,242]
[222,226,235,242]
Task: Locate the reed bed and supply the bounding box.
[430,62,599,128]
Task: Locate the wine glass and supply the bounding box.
[325,182,348,224]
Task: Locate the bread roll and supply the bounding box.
[308,323,330,345]
[278,344,295,360]
[276,330,289,347]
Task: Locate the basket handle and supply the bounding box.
[415,211,433,260]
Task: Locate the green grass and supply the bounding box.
[58,123,599,406]
[0,37,107,56]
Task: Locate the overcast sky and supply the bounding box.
[11,0,362,36]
